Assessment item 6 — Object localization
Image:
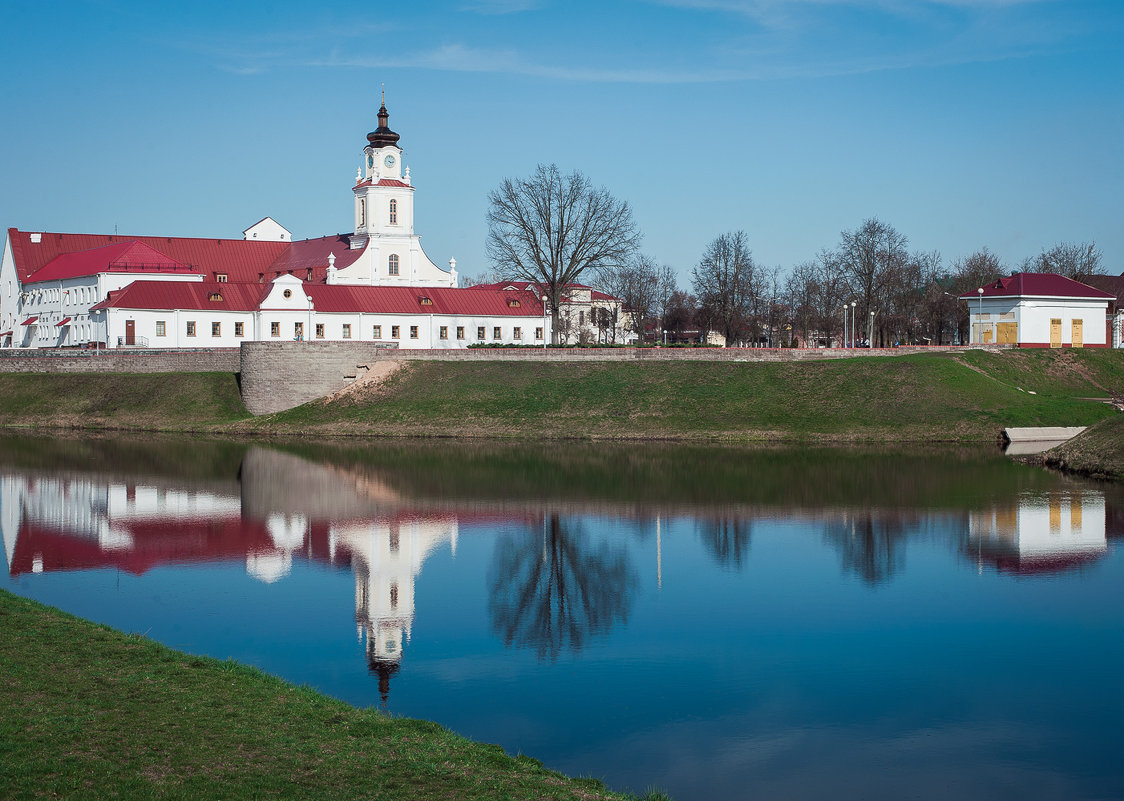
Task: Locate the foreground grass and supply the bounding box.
[255,351,1122,442]
[0,591,663,801]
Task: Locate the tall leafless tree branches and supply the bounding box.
[486,164,641,343]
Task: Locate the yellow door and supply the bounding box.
[1072,319,1083,348]
[997,322,1017,345]
[1050,318,1062,348]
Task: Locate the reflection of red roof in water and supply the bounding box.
[8,517,273,577]
[984,551,1107,576]
[9,508,534,577]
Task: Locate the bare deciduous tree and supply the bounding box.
[691,231,759,345]
[1020,241,1104,281]
[487,164,641,343]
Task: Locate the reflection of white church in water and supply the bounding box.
[0,454,458,703]
[967,491,1108,574]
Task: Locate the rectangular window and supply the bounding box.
[410,325,419,339]
[235,322,244,337]
[342,323,351,339]
[186,321,196,337]
[439,326,448,339]
[513,326,522,340]
[477,326,485,340]
[493,326,502,340]
[535,326,543,340]
[456,326,465,340]
[392,325,400,339]
[155,321,166,337]
[211,322,221,337]
[316,323,325,339]
[579,310,585,326]
[373,325,382,339]
[294,322,304,340]
[271,321,280,337]
[216,274,228,283]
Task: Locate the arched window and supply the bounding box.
[388,254,400,276]
[389,199,398,225]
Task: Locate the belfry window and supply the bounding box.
[389,199,398,225]
[388,254,400,276]
[358,198,366,227]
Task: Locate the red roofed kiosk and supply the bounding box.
[959,273,1113,348]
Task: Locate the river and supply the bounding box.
[3,434,1122,800]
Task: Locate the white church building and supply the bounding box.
[0,101,551,349]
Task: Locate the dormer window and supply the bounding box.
[508,299,521,308]
[389,199,398,225]
[208,292,223,302]
[420,297,433,306]
[215,273,228,283]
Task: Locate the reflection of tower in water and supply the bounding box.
[331,515,458,706]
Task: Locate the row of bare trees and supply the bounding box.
[482,163,1107,346]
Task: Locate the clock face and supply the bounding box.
[384,154,396,168]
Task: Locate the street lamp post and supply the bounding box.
[307,297,314,342]
[850,301,857,348]
[869,310,875,349]
[842,305,848,349]
[542,295,548,350]
[976,287,984,344]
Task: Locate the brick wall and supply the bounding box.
[0,348,240,374]
[239,342,998,416]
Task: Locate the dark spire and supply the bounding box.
[366,93,401,150]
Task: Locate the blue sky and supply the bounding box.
[1,0,1121,285]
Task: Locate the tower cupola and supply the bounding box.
[366,97,401,150]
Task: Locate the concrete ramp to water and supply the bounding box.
[1003,426,1087,456]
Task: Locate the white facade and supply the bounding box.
[243,217,292,242]
[102,275,550,349]
[968,295,1109,347]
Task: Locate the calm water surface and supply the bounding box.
[3,435,1123,801]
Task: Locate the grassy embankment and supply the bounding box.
[0,349,1118,443]
[0,591,663,801]
[1046,413,1124,481]
[255,348,1124,441]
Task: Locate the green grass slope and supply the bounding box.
[1046,413,1124,481]
[0,591,662,801]
[258,351,1122,442]
[0,372,248,430]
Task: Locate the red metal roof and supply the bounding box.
[353,179,414,189]
[263,234,365,281]
[93,280,545,317]
[27,240,198,283]
[304,285,545,316]
[55,317,71,326]
[960,272,1114,300]
[470,280,621,302]
[20,316,37,325]
[92,281,270,312]
[8,228,290,284]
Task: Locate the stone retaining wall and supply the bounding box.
[0,348,240,374]
[239,341,999,416]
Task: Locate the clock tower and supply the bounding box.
[338,96,456,287]
[353,96,414,243]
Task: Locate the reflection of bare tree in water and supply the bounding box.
[697,517,752,569]
[823,513,908,585]
[489,514,636,661]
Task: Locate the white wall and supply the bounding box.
[974,296,1109,346]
